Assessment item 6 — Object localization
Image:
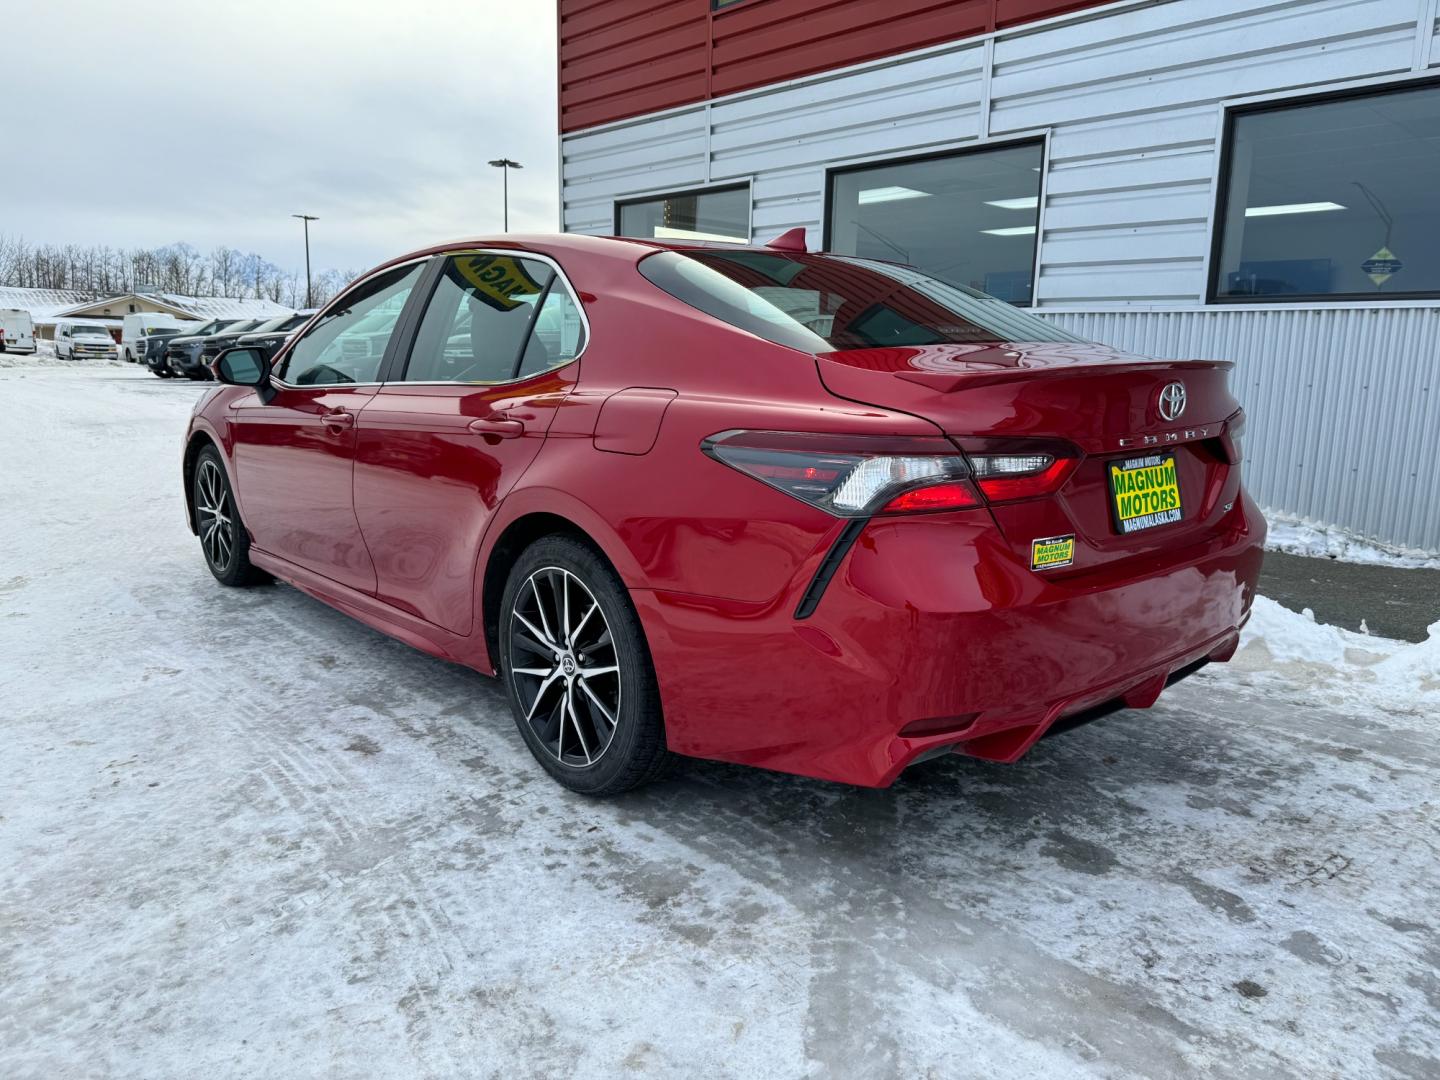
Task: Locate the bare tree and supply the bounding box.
[1,233,348,311]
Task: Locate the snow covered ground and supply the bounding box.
[1264,514,1440,570]
[2,363,1437,1079]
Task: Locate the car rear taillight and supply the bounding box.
[703,430,981,517]
[953,437,1083,503]
[1220,410,1245,465]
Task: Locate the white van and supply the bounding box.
[121,312,185,363]
[0,309,36,354]
[54,321,119,361]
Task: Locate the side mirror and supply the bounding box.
[214,346,268,386]
[214,347,275,401]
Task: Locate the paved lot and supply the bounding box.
[2,365,1437,1079]
[1260,551,1440,643]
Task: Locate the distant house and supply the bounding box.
[0,286,292,339]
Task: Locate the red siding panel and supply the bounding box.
[559,0,709,134]
[559,0,1116,133]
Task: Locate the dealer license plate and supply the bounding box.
[1108,453,1183,534]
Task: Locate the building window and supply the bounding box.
[616,184,751,245]
[826,140,1044,305]
[1212,80,1440,302]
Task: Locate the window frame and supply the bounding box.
[384,248,591,386]
[1207,74,1440,305]
[613,181,753,245]
[271,255,431,389]
[821,135,1049,308]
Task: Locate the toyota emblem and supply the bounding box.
[1157,381,1187,422]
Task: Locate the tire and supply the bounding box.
[499,535,672,796]
[192,446,269,587]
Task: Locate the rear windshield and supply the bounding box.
[637,249,1083,352]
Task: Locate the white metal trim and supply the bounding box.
[1417,0,1439,68]
[1035,300,1440,313]
[1216,64,1440,111]
[819,127,1051,176]
[976,37,996,141]
[1030,133,1054,309]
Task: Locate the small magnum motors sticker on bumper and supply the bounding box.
[1031,534,1075,570]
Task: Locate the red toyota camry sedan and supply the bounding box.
[185,232,1263,795]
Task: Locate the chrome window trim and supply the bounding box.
[269,254,433,390]
[388,247,592,388]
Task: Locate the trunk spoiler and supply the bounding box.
[890,359,1233,393]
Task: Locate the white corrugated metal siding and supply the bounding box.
[561,0,1440,552]
[1041,305,1440,552]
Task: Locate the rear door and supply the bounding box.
[352,251,586,634]
[228,259,428,594]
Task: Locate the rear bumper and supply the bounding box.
[632,491,1265,787]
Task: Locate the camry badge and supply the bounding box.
[1157,381,1187,422]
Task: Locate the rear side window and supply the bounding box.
[637,249,1083,352]
[518,287,585,378]
[280,261,425,385]
[401,254,584,383]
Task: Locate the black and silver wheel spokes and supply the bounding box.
[509,567,622,768]
[196,459,234,571]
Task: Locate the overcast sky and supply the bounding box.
[1,0,559,277]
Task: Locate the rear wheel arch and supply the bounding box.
[480,511,635,673]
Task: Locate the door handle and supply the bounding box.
[320,409,354,430]
[468,416,525,439]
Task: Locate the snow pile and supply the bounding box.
[0,339,123,369]
[1234,595,1439,716]
[1264,512,1440,569]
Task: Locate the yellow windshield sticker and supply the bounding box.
[451,255,544,312]
[1031,534,1075,570]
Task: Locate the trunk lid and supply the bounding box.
[815,341,1243,569]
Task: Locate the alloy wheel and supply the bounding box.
[508,567,622,769]
[196,459,234,572]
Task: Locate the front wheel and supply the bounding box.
[499,536,672,795]
[193,447,269,587]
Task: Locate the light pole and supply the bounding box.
[291,214,318,307]
[488,158,523,232]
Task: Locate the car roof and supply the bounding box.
[372,232,801,272]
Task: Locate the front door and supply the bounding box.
[353,252,586,634]
[229,260,427,594]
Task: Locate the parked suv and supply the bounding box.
[235,311,314,362]
[54,321,118,361]
[139,328,189,376]
[163,318,256,380]
[198,315,299,371]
